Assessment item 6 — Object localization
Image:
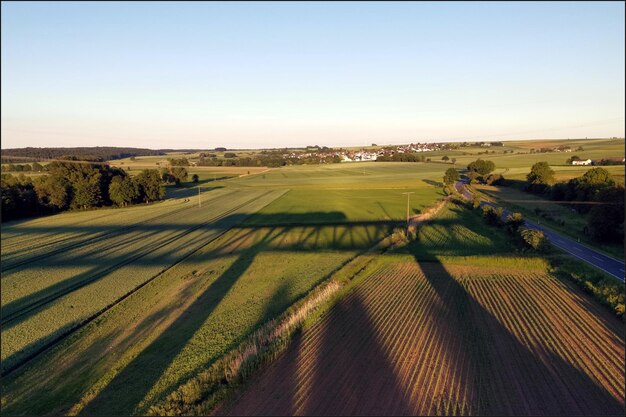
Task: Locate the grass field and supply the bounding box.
[222,204,625,416]
[0,162,445,415]
[1,139,624,416]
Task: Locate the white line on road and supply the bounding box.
[592,256,604,262]
[572,247,582,252]
[620,269,624,273]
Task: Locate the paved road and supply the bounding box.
[455,179,625,282]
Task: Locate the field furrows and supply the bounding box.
[224,262,625,416]
[1,191,241,310]
[1,189,283,376]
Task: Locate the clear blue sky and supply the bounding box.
[1,1,624,149]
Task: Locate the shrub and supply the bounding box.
[519,227,549,252]
[504,212,524,234]
[481,205,502,226]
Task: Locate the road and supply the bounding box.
[454,179,625,282]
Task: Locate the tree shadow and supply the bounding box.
[222,293,414,416]
[79,229,277,415]
[422,179,444,188]
[165,183,225,199]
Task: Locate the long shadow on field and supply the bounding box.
[224,293,414,415]
[79,226,298,415]
[165,183,226,199]
[408,246,624,415]
[2,214,398,380]
[300,295,414,415]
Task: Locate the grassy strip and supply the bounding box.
[548,255,625,320]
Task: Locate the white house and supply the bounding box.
[571,159,592,166]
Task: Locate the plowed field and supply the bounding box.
[223,261,625,416]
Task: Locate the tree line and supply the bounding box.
[1,162,166,222]
[2,162,46,172]
[1,146,165,163]
[524,162,623,243]
[197,153,341,168]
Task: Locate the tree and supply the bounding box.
[467,159,495,176]
[109,176,140,206]
[441,155,450,161]
[33,175,71,210]
[579,167,615,187]
[526,162,554,193]
[504,212,524,234]
[169,167,188,185]
[519,228,549,252]
[484,173,504,185]
[575,167,615,204]
[451,158,456,166]
[136,169,165,202]
[566,155,580,164]
[481,205,502,226]
[192,174,199,183]
[31,162,44,172]
[587,185,624,242]
[71,174,102,209]
[223,152,237,158]
[443,168,459,185]
[467,171,480,184]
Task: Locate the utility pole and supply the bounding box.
[198,186,201,208]
[402,192,415,234]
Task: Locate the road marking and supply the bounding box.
[620,269,624,273]
[592,256,604,262]
[572,247,582,252]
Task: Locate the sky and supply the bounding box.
[1,1,624,150]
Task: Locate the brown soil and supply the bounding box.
[220,262,625,416]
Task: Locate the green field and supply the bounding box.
[1,161,444,415]
[1,139,624,416]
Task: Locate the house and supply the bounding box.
[571,159,592,166]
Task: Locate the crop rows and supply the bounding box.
[1,189,284,375]
[1,190,229,269]
[224,261,625,416]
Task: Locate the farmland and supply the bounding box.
[222,205,625,416]
[0,162,444,415]
[1,139,625,416]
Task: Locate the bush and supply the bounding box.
[519,227,549,252]
[481,205,502,226]
[484,173,504,185]
[504,212,524,234]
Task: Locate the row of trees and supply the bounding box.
[1,146,164,162]
[1,163,165,221]
[197,154,342,168]
[525,162,624,243]
[2,162,46,172]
